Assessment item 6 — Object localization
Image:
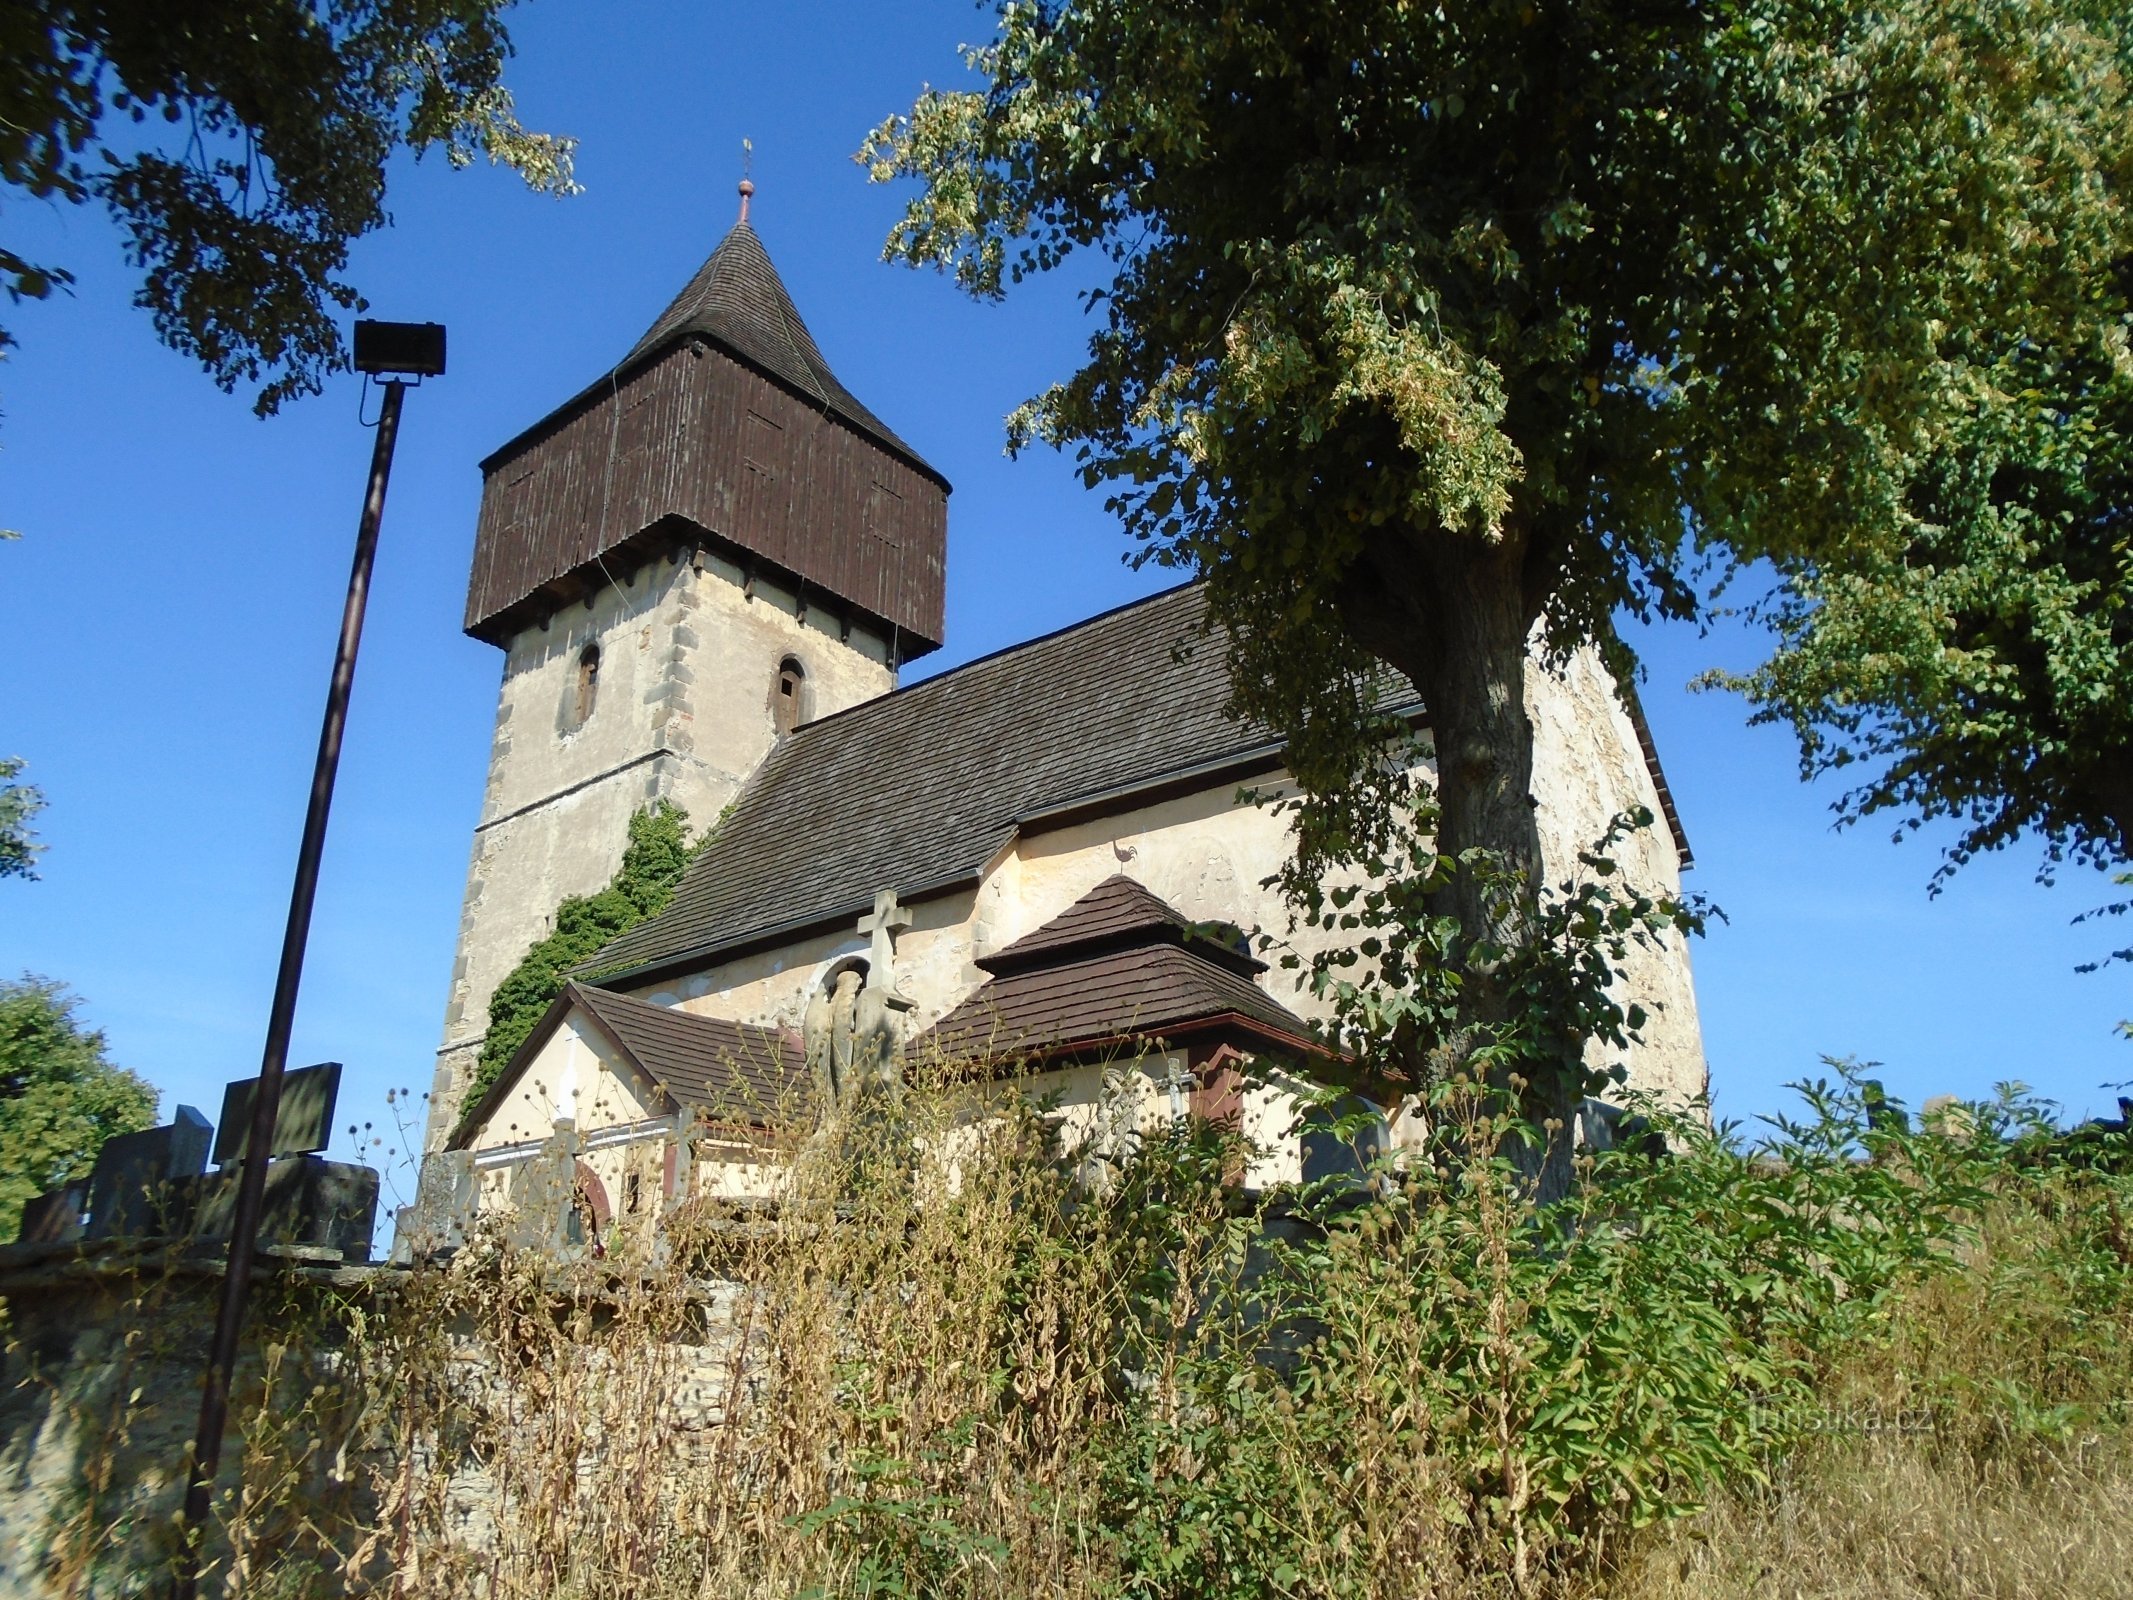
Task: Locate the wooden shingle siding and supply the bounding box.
[465,342,948,651]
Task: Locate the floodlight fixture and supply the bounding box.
[353,318,447,378]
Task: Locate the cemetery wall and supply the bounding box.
[0,1245,750,1597]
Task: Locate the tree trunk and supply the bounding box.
[1340,525,1580,1197]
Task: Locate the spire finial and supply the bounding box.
[738,138,754,225]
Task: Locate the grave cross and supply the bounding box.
[856,888,911,992]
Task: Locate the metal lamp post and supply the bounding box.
[172,320,446,1600]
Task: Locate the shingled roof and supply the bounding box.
[570,983,801,1113]
[977,873,1264,978]
[451,981,804,1146]
[918,879,1317,1065]
[625,218,938,480]
[589,578,1690,986]
[592,583,1303,982]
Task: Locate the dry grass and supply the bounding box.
[13,1072,2131,1600]
[1618,1163,2133,1600]
[1618,1432,2133,1600]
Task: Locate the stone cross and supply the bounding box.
[856,888,911,994]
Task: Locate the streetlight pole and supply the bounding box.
[172,323,443,1599]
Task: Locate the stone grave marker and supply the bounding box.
[213,1061,342,1165]
[180,1157,381,1263]
[15,1182,88,1245]
[390,1149,479,1263]
[506,1126,582,1256]
[85,1107,213,1239]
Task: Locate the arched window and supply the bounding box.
[772,655,807,734]
[572,643,601,729]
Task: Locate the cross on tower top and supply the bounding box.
[856,888,911,992]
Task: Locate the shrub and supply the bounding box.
[28,1062,2130,1599]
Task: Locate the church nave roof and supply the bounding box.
[589,582,1308,985]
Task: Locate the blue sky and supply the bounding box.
[1,1,2124,1196]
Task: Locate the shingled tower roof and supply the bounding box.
[462,184,951,653]
[624,217,931,474]
[976,874,1265,978]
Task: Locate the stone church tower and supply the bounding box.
[426,184,950,1146]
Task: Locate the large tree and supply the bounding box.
[2,0,574,411]
[863,0,2131,1132]
[0,976,156,1238]
[0,755,41,880]
[1724,335,2133,886]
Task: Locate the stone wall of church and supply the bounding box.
[426,547,898,1150]
[1526,645,1708,1107]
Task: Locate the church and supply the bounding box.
[418,184,1706,1227]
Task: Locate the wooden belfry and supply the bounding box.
[459,179,950,662]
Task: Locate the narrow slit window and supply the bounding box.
[773,655,807,734]
[572,643,601,729]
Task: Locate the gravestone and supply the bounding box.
[85,1107,213,1238]
[390,1150,479,1263]
[506,1125,582,1255]
[15,1182,88,1245]
[179,1156,380,1263]
[213,1061,342,1165]
[1921,1094,1974,1138]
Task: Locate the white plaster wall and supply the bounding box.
[919,1054,1173,1197]
[686,1135,788,1202]
[464,1014,670,1214]
[461,1006,795,1213]
[923,1051,1310,1195]
[1239,1066,1310,1189]
[426,549,897,1149]
[654,886,988,1041]
[467,1015,661,1148]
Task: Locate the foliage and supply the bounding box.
[1717,326,2133,883]
[465,800,704,1111]
[859,0,2133,1107]
[0,974,156,1238]
[0,755,43,880]
[1615,1090,2133,1598]
[19,1059,2133,1597]
[1282,800,1704,1104]
[0,0,576,412]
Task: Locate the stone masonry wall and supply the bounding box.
[0,1244,752,1598]
[425,545,898,1149]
